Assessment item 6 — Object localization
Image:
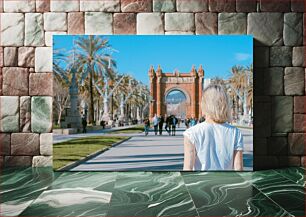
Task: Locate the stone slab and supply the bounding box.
[284,13,303,46]
[36,0,50,12]
[294,96,305,113]
[294,114,306,132]
[272,96,293,133]
[29,73,53,96]
[292,46,305,67]
[85,12,113,34]
[176,0,207,12]
[218,13,247,34]
[35,47,52,72]
[0,13,24,46]
[195,12,217,34]
[4,47,18,66]
[137,13,164,34]
[264,67,284,95]
[153,0,175,12]
[260,0,290,12]
[208,0,235,12]
[114,13,136,34]
[18,47,35,67]
[2,67,29,96]
[0,96,19,132]
[0,68,2,95]
[0,47,3,67]
[121,0,152,12]
[0,133,10,155]
[50,0,79,11]
[236,0,256,12]
[31,96,52,133]
[20,96,31,132]
[270,46,292,67]
[291,0,305,12]
[80,0,120,12]
[284,67,305,95]
[3,0,35,12]
[25,13,44,46]
[288,133,305,155]
[40,133,53,156]
[165,13,195,31]
[44,12,67,31]
[11,133,39,155]
[68,12,85,34]
[247,13,283,46]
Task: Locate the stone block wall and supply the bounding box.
[0,0,305,169]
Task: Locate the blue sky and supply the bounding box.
[53,35,253,85]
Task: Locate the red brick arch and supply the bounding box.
[149,65,204,119]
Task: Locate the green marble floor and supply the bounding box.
[0,167,305,217]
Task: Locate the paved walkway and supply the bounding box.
[53,125,139,144]
[70,127,253,171]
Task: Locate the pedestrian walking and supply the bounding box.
[164,115,169,134]
[158,115,164,135]
[185,118,190,129]
[171,115,178,136]
[153,114,159,135]
[144,118,150,136]
[82,115,87,133]
[166,115,172,135]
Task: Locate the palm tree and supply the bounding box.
[211,76,226,87]
[53,48,72,126]
[73,36,116,125]
[228,64,253,122]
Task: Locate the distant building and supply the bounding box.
[203,78,211,89]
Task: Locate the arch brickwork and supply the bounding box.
[149,65,204,119]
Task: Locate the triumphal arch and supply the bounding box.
[149,65,204,119]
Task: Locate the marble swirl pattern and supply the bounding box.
[239,170,305,216]
[107,172,199,216]
[182,172,291,217]
[0,167,56,216]
[0,167,305,216]
[274,167,305,187]
[19,172,117,216]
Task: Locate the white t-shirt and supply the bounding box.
[183,121,243,171]
[153,117,159,126]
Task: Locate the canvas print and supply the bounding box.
[52,35,253,171]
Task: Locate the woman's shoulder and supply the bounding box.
[184,122,208,134]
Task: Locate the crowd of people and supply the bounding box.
[143,114,179,136]
[143,114,206,136]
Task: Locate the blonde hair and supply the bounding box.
[201,84,232,123]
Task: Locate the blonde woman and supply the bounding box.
[183,84,243,171]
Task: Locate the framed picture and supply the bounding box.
[52,35,253,171]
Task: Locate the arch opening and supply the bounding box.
[165,89,187,119]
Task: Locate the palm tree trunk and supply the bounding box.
[89,69,95,125]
